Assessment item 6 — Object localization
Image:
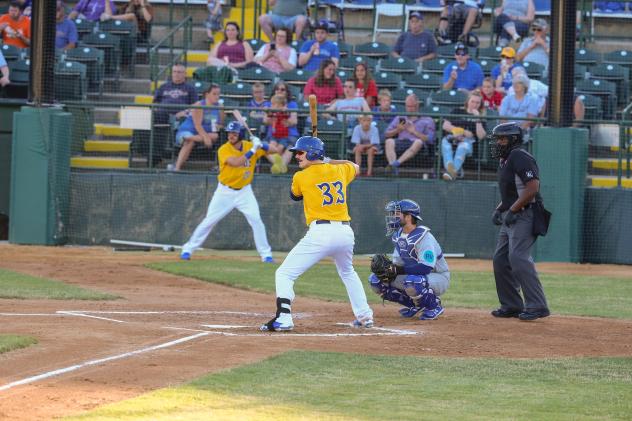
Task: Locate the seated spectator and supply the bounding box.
[298,20,340,72]
[259,0,308,41]
[392,11,437,63]
[205,0,222,44]
[440,90,487,181]
[506,67,547,115]
[153,63,198,125]
[55,1,78,51]
[499,72,539,131]
[254,28,297,74]
[436,0,481,45]
[516,18,550,73]
[263,81,299,174]
[264,94,296,174]
[326,79,371,132]
[350,115,380,177]
[174,84,224,171]
[104,0,153,43]
[0,49,10,88]
[69,0,116,22]
[351,62,378,108]
[206,21,254,70]
[442,43,484,92]
[372,89,398,123]
[384,94,435,175]
[491,47,523,94]
[494,0,535,47]
[481,77,503,111]
[0,1,31,48]
[248,81,268,127]
[303,58,343,105]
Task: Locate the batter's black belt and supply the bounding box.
[221,183,242,191]
[315,220,350,225]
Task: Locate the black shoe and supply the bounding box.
[491,308,521,318]
[519,309,551,321]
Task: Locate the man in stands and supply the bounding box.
[442,42,483,92]
[55,1,78,51]
[0,1,31,49]
[516,18,550,73]
[436,0,481,45]
[153,63,198,125]
[69,0,116,22]
[392,11,437,64]
[298,20,340,71]
[259,0,308,41]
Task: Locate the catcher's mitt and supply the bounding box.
[371,253,398,283]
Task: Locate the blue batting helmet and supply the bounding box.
[289,136,325,161]
[385,199,423,236]
[226,121,243,133]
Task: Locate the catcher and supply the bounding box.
[369,199,450,320]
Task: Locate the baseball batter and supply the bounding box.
[369,199,450,320]
[260,136,374,332]
[180,122,280,262]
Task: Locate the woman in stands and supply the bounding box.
[350,62,378,108]
[253,27,297,73]
[493,0,535,47]
[206,21,254,70]
[303,58,343,105]
[105,0,154,43]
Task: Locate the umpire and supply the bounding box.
[489,122,550,321]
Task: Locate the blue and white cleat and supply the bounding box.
[352,315,374,328]
[262,256,275,263]
[399,306,423,318]
[419,305,444,320]
[260,316,294,332]
[180,251,191,260]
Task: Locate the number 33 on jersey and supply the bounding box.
[291,162,356,225]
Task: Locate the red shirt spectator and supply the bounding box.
[351,63,378,107]
[303,58,343,105]
[272,112,290,139]
[0,3,31,48]
[481,77,503,111]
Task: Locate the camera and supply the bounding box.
[399,117,406,124]
[270,43,276,51]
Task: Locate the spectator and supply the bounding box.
[437,0,481,45]
[298,20,340,72]
[384,94,435,175]
[481,77,503,111]
[350,62,378,108]
[516,18,550,73]
[573,94,585,127]
[440,90,487,181]
[254,28,297,74]
[153,63,198,125]
[259,0,308,41]
[303,58,343,105]
[507,67,547,115]
[69,0,116,22]
[263,80,300,174]
[326,79,371,132]
[392,11,437,63]
[16,0,31,17]
[106,0,154,43]
[494,0,535,47]
[173,84,224,171]
[264,94,295,167]
[55,1,78,51]
[248,81,268,127]
[491,47,523,94]
[0,49,10,88]
[372,89,398,123]
[206,21,254,69]
[499,72,539,131]
[350,114,380,177]
[0,1,31,48]
[442,42,484,91]
[205,0,223,44]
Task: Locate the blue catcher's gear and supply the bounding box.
[289,136,325,161]
[385,199,423,236]
[403,275,439,311]
[226,121,243,134]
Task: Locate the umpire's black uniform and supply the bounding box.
[490,123,549,321]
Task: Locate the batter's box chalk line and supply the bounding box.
[187,323,419,337]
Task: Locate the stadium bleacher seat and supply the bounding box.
[575,48,602,67]
[192,66,234,84]
[192,80,211,98]
[5,59,29,98]
[317,118,346,159]
[353,41,391,59]
[478,59,498,76]
[74,18,96,40]
[589,62,629,106]
[99,19,137,75]
[55,61,88,101]
[373,71,403,90]
[403,72,443,91]
[338,55,378,71]
[238,65,276,85]
[0,44,23,62]
[576,78,617,119]
[80,32,121,78]
[65,46,105,94]
[521,61,546,80]
[421,57,450,75]
[603,49,632,70]
[333,41,352,57]
[279,68,313,87]
[391,87,430,105]
[429,89,468,108]
[221,81,253,105]
[379,56,418,74]
[336,69,351,82]
[577,93,603,120]
[477,45,503,61]
[246,39,264,53]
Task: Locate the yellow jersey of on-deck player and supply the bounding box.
[217,140,266,189]
[291,162,356,226]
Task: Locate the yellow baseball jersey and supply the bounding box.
[217,140,266,189]
[291,162,356,226]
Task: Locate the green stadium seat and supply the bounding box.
[238,65,276,84]
[73,18,96,40]
[99,19,137,75]
[575,63,588,80]
[353,42,391,59]
[5,59,29,98]
[603,49,632,70]
[192,66,234,84]
[391,87,430,105]
[317,118,346,159]
[246,39,264,53]
[221,81,253,106]
[421,104,452,117]
[403,72,443,91]
[575,48,602,67]
[421,57,451,75]
[477,45,503,61]
[55,60,88,101]
[335,69,351,82]
[429,89,468,108]
[66,46,105,94]
[279,68,313,87]
[521,61,546,80]
[290,39,304,52]
[575,79,617,119]
[577,93,602,121]
[478,59,498,77]
[192,80,211,98]
[589,63,629,106]
[338,55,378,72]
[80,31,121,78]
[373,71,402,90]
[333,41,351,57]
[0,44,23,62]
[378,56,418,74]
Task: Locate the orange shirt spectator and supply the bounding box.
[0,2,31,48]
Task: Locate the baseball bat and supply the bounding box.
[308,94,318,137]
[232,109,255,138]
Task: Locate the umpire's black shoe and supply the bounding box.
[518,309,551,321]
[491,308,522,318]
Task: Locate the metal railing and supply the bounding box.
[149,15,193,91]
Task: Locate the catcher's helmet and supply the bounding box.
[489,122,523,159]
[385,199,423,236]
[289,136,325,161]
[226,121,243,133]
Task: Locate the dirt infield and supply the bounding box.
[0,245,631,420]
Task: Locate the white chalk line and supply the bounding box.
[163,324,419,338]
[0,332,210,393]
[56,311,127,324]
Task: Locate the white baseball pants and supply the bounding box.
[182,183,272,259]
[275,221,373,320]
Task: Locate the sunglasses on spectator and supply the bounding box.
[455,52,467,56]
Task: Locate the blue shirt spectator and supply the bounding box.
[499,73,540,130]
[442,43,483,91]
[392,12,437,63]
[298,21,340,71]
[490,47,523,92]
[55,2,78,50]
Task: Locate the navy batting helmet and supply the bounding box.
[489,122,523,159]
[385,199,422,236]
[226,121,243,133]
[289,136,325,161]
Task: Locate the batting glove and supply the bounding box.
[250,136,262,150]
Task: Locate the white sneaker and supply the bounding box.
[352,314,374,328]
[166,164,176,172]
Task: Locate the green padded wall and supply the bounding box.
[532,127,589,262]
[0,100,27,217]
[9,107,72,245]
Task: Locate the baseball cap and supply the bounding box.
[532,18,548,29]
[501,47,516,58]
[314,20,329,31]
[409,11,423,20]
[454,42,469,55]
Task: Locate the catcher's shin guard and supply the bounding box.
[403,275,439,310]
[369,274,415,308]
[260,297,293,331]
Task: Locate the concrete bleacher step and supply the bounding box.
[590,158,631,170]
[94,107,121,125]
[84,140,131,153]
[588,176,632,188]
[71,156,129,169]
[104,78,152,95]
[89,92,144,104]
[94,123,133,138]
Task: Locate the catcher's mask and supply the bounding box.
[385,199,423,236]
[489,122,523,160]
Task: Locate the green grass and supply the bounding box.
[0,335,37,354]
[0,268,118,300]
[148,259,632,319]
[65,351,632,420]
